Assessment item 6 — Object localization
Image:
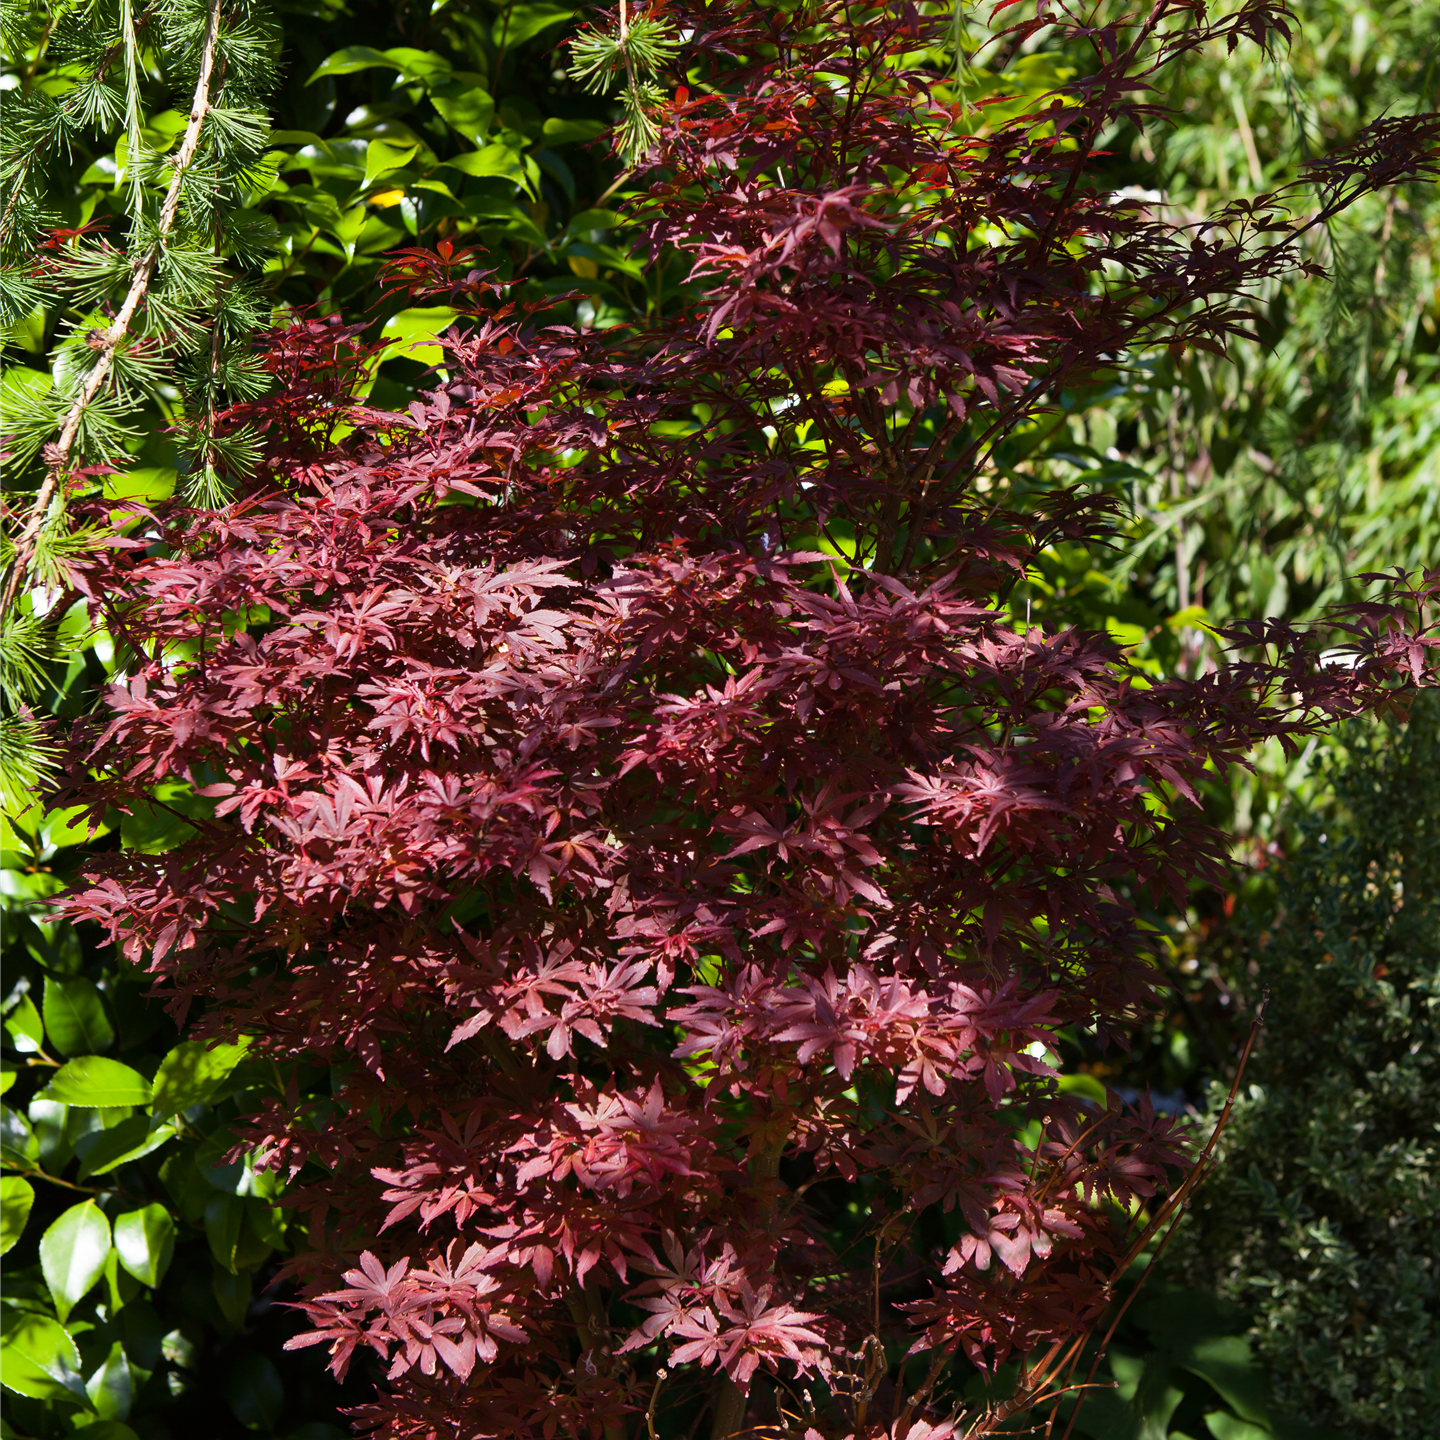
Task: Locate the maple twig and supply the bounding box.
[646,1367,669,1440]
[1,0,224,620]
[1055,991,1270,1440]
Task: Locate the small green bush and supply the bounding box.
[1172,694,1440,1438]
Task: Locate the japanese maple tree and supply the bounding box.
[51,2,1439,1438]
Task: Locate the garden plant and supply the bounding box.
[2,3,1438,1440]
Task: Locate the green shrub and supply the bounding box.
[1171,694,1440,1438]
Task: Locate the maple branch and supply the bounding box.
[1,0,223,620]
[1053,991,1270,1440]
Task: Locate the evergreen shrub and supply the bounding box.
[1173,694,1440,1439]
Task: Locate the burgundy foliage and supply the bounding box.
[54,3,1439,1437]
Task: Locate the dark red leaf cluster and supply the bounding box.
[54,4,1439,1437]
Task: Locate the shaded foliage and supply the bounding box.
[1170,693,1440,1440]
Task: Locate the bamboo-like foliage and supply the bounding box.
[1095,0,1439,633]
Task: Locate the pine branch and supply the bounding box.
[0,0,224,620]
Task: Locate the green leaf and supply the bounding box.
[104,467,177,504]
[444,142,528,184]
[205,1191,245,1272]
[542,116,608,145]
[430,84,495,144]
[1,1175,34,1254]
[1058,1072,1107,1105]
[228,1352,284,1430]
[4,993,44,1053]
[151,1036,251,1117]
[1,1102,39,1168]
[1181,1336,1271,1426]
[212,1261,251,1331]
[379,307,459,367]
[381,46,453,81]
[85,1340,133,1422]
[39,1056,152,1108]
[364,139,421,189]
[496,4,576,49]
[113,1203,176,1287]
[0,1310,86,1403]
[43,976,114,1057]
[1206,1417,1270,1440]
[76,1114,175,1178]
[306,45,395,83]
[39,1199,111,1322]
[328,205,369,259]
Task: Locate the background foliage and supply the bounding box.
[1166,693,1440,1440]
[1,2,1436,1439]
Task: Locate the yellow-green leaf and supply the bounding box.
[39,1057,152,1108]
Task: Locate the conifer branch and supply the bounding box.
[1,0,224,619]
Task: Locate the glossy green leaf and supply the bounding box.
[77,1114,176,1178]
[86,1340,133,1421]
[430,84,495,144]
[39,1056,152,1108]
[212,1261,252,1331]
[0,1175,34,1254]
[150,1036,251,1117]
[114,1203,177,1287]
[0,1310,86,1403]
[104,466,177,503]
[382,46,453,80]
[306,45,394,82]
[364,138,420,189]
[4,992,44,1053]
[1,1102,39,1167]
[444,142,528,184]
[495,4,575,48]
[1181,1336,1271,1426]
[1057,1071,1107,1105]
[43,976,115,1057]
[379,306,459,368]
[40,1199,111,1322]
[103,1245,143,1312]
